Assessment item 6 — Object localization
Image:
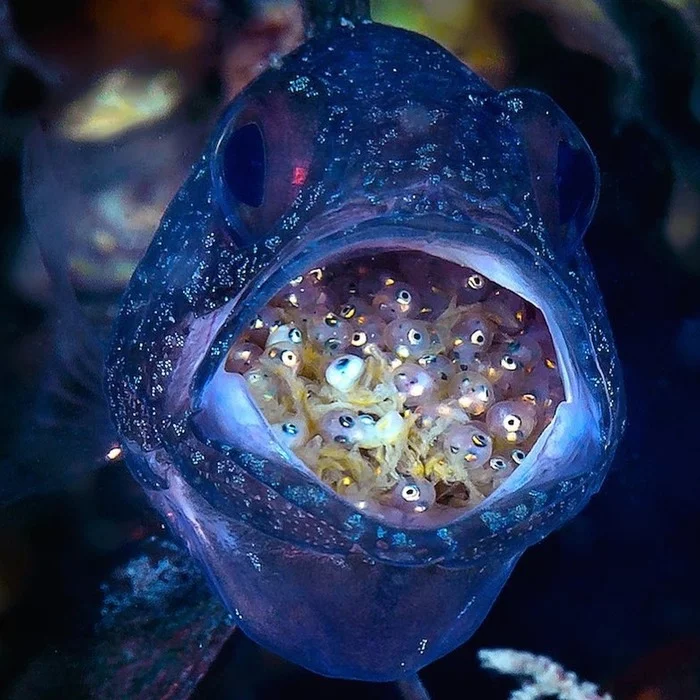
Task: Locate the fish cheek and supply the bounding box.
[497,88,600,254]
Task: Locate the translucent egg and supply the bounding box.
[352,311,386,352]
[247,307,285,346]
[244,368,281,403]
[506,337,542,370]
[486,400,538,443]
[330,275,360,299]
[319,410,370,447]
[272,417,309,450]
[275,269,334,310]
[307,310,352,354]
[510,360,560,412]
[392,363,436,407]
[416,285,451,321]
[266,323,304,348]
[443,423,493,470]
[389,476,436,514]
[417,353,455,386]
[359,410,404,448]
[263,342,302,373]
[449,371,495,416]
[384,319,432,359]
[225,342,263,374]
[325,355,365,392]
[358,269,399,297]
[453,269,492,304]
[337,299,372,321]
[484,289,527,332]
[452,312,495,352]
[413,401,467,430]
[318,410,381,448]
[372,283,421,321]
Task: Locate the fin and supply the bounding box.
[4,536,234,699]
[302,0,371,36]
[0,123,116,505]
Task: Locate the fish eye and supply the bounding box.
[324,314,339,327]
[396,289,412,304]
[282,422,299,436]
[401,484,421,502]
[223,123,265,208]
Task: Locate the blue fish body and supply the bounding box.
[106,21,624,681]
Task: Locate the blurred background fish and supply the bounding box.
[0,0,699,698]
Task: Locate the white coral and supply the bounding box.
[478,649,613,700]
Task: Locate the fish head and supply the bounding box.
[105,21,625,680]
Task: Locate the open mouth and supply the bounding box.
[215,248,565,520]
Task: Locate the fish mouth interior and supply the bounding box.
[206,247,565,525]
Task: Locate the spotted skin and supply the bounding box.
[106,21,624,680]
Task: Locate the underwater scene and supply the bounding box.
[0,0,699,698]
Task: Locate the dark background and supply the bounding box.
[1,1,699,698]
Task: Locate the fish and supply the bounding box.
[104,10,625,685]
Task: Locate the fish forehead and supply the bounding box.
[106,24,532,439]
[226,21,532,227]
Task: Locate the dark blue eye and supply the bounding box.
[223,123,265,208]
[556,139,597,236]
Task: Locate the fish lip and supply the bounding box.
[184,212,605,545]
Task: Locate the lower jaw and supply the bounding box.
[200,243,566,527]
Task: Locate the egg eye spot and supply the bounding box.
[503,414,522,431]
[340,304,356,319]
[472,434,488,448]
[512,449,526,464]
[339,415,355,429]
[467,273,484,290]
[351,331,367,346]
[470,330,485,345]
[281,350,298,367]
[401,485,421,502]
[407,329,423,345]
[288,328,303,343]
[501,356,518,371]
